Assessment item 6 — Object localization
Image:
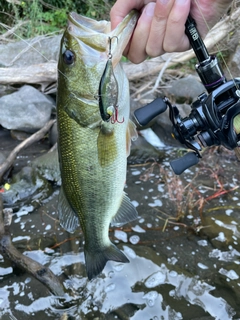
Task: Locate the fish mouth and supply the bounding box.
[67,10,139,64]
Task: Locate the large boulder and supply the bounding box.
[164,74,206,103]
[0,35,61,67]
[0,85,55,132]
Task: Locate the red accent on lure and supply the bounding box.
[111,106,124,124]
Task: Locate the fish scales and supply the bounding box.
[57,11,139,280]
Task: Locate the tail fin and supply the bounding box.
[84,243,129,280]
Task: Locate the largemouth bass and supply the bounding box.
[57,11,139,280]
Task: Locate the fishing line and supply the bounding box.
[0,22,71,83]
[193,0,240,91]
[1,20,110,101]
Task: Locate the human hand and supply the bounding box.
[110,0,233,63]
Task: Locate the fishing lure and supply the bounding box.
[98,36,123,123]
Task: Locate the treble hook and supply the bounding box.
[111,106,124,124]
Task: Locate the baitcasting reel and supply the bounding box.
[134,16,240,175]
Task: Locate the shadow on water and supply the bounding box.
[1,128,240,319]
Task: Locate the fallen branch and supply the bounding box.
[0,119,56,183]
[0,21,30,43]
[0,7,239,87]
[139,55,173,99]
[0,62,57,85]
[0,194,65,296]
[124,7,240,81]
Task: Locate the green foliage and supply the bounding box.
[185,57,198,71]
[215,50,229,64]
[1,0,115,38]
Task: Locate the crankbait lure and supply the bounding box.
[98,36,119,122]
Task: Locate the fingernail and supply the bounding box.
[144,2,155,17]
[158,0,169,5]
[175,0,188,4]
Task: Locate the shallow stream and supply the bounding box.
[1,127,240,319]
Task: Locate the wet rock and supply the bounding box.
[31,148,61,185]
[0,35,61,67]
[0,85,55,132]
[128,134,165,164]
[0,152,6,166]
[2,166,52,209]
[165,75,206,103]
[49,122,58,146]
[10,130,32,141]
[0,84,17,97]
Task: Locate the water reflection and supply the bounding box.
[1,150,240,319]
[2,246,235,319]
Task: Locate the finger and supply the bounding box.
[126,2,156,63]
[110,0,152,30]
[191,0,233,38]
[163,0,191,52]
[145,0,175,58]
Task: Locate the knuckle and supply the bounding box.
[146,44,164,58]
[153,10,166,23]
[168,15,182,26]
[163,42,177,53]
[163,38,189,53]
[127,52,145,64]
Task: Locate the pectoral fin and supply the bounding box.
[111,193,138,227]
[58,186,80,233]
[97,125,117,167]
[126,119,138,156]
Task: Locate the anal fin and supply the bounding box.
[58,186,79,233]
[111,193,138,227]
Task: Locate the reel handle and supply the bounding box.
[134,98,167,127]
[170,152,200,175]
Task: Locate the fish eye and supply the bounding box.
[63,49,75,65]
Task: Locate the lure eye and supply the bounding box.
[63,49,75,65]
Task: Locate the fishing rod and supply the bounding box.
[134,15,240,175]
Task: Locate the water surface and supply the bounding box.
[1,129,240,319]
